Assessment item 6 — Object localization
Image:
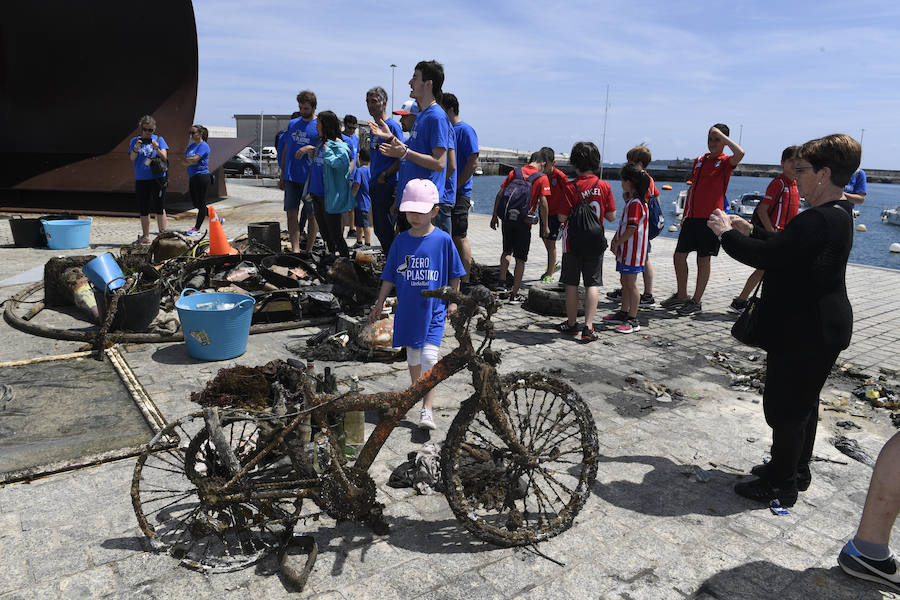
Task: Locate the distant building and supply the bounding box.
[206,126,236,138]
[234,114,368,152]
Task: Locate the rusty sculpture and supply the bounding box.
[130,286,599,586]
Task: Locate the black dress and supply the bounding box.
[720,199,854,484]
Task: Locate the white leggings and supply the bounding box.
[406,343,440,372]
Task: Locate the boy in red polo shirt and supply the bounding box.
[660,124,744,316]
[728,145,800,313]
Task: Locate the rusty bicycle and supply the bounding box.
[131,285,599,575]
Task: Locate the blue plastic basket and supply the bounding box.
[175,288,256,361]
[40,217,92,249]
[82,253,126,292]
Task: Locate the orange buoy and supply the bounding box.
[686,180,692,186]
[661,184,672,190]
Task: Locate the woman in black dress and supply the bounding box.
[707,133,859,506]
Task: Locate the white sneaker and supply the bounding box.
[419,407,436,430]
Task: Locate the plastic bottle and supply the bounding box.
[344,410,365,457]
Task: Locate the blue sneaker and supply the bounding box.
[838,540,900,592]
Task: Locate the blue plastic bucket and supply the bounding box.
[175,288,256,361]
[41,217,92,249]
[82,253,126,292]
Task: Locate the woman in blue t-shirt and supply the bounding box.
[184,125,211,235]
[128,115,169,244]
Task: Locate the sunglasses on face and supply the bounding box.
[142,127,154,132]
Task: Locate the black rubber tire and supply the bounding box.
[241,165,255,177]
[526,282,585,316]
[441,372,599,547]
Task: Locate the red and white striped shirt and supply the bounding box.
[616,197,649,267]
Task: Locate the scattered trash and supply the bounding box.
[625,373,680,402]
[656,392,672,403]
[769,500,790,516]
[388,444,443,494]
[832,435,876,467]
[851,381,898,409]
[835,420,861,430]
[707,350,766,392]
[681,465,710,482]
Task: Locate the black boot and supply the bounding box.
[734,477,798,507]
[751,462,811,491]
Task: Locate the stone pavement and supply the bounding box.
[2,179,900,599]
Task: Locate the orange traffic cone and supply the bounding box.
[208,206,238,255]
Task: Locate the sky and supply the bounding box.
[193,0,900,168]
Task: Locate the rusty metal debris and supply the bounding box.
[130,285,600,585]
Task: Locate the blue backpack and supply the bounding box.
[647,194,664,239]
[499,167,542,223]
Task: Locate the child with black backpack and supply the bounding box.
[489,152,551,303]
[555,142,616,341]
[607,163,651,334]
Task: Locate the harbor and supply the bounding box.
[1,179,899,598]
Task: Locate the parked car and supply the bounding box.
[223,154,259,177]
[260,146,278,161]
[238,146,259,160]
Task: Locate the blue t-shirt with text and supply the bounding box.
[353,165,371,212]
[396,103,450,204]
[369,118,403,184]
[281,117,318,183]
[129,134,169,181]
[381,228,466,348]
[453,121,479,198]
[185,141,210,177]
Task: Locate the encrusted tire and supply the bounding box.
[527,282,585,316]
[441,372,599,547]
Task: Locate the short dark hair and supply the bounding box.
[296,90,317,110]
[798,134,861,188]
[626,145,652,167]
[539,147,555,165]
[570,141,601,173]
[781,145,800,162]
[621,163,651,201]
[712,123,730,137]
[317,110,342,141]
[343,114,357,126]
[441,93,459,115]
[528,151,541,164]
[358,148,370,163]
[415,60,444,102]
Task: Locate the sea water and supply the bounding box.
[470,174,900,270]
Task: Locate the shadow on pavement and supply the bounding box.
[150,343,204,365]
[593,454,749,517]
[694,560,888,600]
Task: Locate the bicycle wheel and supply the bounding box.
[442,372,599,547]
[131,410,303,573]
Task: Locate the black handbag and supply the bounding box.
[731,280,763,347]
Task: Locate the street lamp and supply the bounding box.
[860,128,865,144]
[390,64,397,115]
[738,124,743,145]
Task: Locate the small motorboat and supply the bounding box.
[661,184,672,190]
[474,167,484,176]
[882,207,900,226]
[730,192,764,218]
[673,190,687,216]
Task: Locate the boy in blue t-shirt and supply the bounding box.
[352,148,372,247]
[369,178,466,430]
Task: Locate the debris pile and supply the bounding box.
[706,351,766,392]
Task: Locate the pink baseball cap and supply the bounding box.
[399,179,439,213]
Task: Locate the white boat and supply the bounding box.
[474,167,484,176]
[673,190,687,216]
[882,207,900,225]
[730,192,764,218]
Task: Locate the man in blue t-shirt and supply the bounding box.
[844,168,867,205]
[279,90,319,252]
[441,93,479,278]
[365,85,404,255]
[368,60,450,233]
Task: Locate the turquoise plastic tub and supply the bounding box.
[41,217,92,249]
[175,288,255,361]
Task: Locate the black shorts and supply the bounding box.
[560,252,603,287]
[354,209,370,228]
[135,178,165,216]
[452,195,471,237]
[541,214,561,241]
[675,217,720,257]
[501,220,532,261]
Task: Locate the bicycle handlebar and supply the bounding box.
[420,285,496,310]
